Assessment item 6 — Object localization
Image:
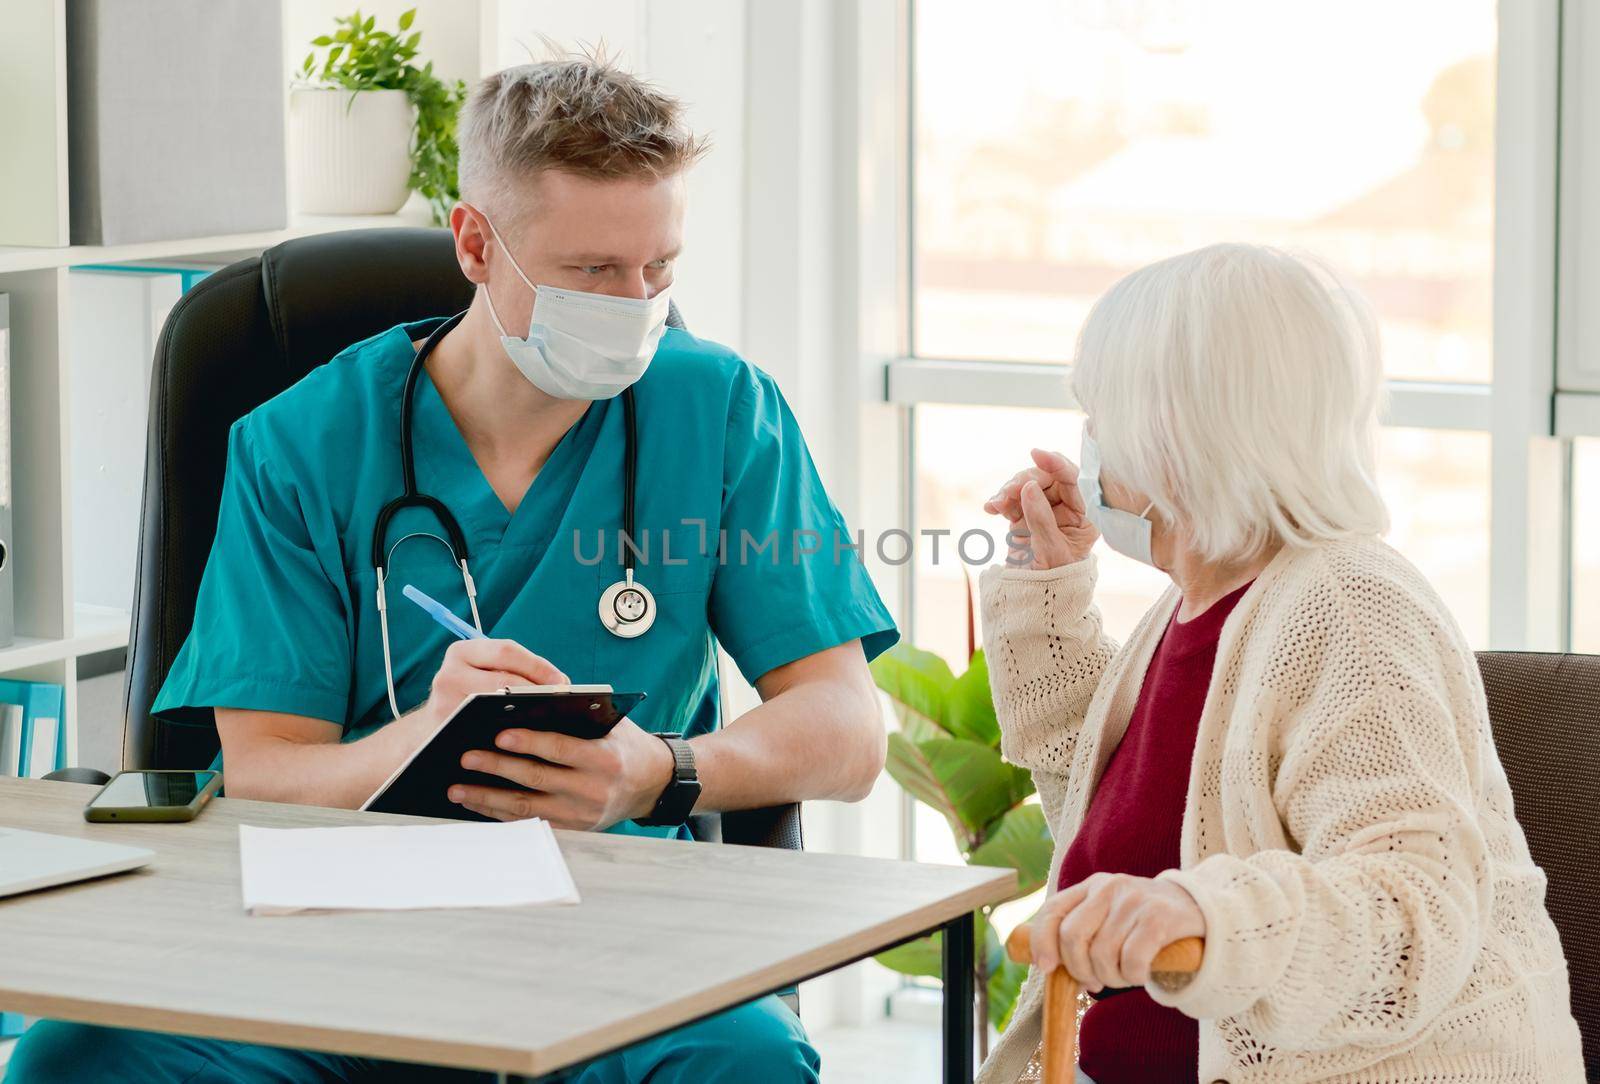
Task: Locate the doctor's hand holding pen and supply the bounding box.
[427,639,674,831]
[423,637,570,726]
[213,636,568,810]
[983,447,1099,570]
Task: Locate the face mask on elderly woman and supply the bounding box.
[1077,432,1158,567]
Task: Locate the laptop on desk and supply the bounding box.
[0,827,152,899]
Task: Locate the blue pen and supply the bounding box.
[402,584,485,640]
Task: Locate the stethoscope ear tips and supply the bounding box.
[599,574,656,638]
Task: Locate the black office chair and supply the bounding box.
[53,227,801,855]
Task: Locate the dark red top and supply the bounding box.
[1055,580,1252,1084]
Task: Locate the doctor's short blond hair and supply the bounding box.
[457,50,708,213]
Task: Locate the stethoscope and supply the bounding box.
[372,310,655,722]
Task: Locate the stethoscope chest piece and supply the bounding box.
[599,570,656,638]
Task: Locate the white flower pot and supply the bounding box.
[289,87,415,215]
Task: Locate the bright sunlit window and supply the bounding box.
[911,408,1490,658]
[905,0,1503,665]
[1575,440,1600,653]
[912,405,1166,660]
[1374,428,1490,645]
[912,0,1496,382]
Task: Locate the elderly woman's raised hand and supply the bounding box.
[983,448,1099,570]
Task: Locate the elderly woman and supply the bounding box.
[977,244,1582,1084]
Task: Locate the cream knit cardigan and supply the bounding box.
[977,536,1583,1084]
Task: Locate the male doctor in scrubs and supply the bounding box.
[8,56,896,1084]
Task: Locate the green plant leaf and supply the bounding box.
[976,909,1003,974]
[969,803,1051,899]
[884,732,970,846]
[874,931,942,978]
[924,737,1034,837]
[943,650,1000,747]
[874,913,1025,1030]
[300,7,464,222]
[988,955,1029,1030]
[870,643,955,739]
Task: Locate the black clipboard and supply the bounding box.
[361,686,645,821]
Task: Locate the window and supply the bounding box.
[912,0,1497,383]
[1575,440,1600,653]
[1375,428,1490,645]
[894,0,1546,663]
[911,404,1167,662]
[912,408,1492,652]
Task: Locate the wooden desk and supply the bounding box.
[0,779,1013,1082]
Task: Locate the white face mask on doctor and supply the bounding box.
[1077,432,1159,568]
[478,211,672,400]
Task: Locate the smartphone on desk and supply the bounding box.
[84,769,222,823]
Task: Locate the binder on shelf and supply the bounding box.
[0,680,66,778]
[67,0,287,244]
[0,294,12,648]
[68,271,183,616]
[0,702,20,776]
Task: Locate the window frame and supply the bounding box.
[878,0,1595,654]
[1558,0,1600,396]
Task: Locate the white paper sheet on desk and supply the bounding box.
[238,819,580,915]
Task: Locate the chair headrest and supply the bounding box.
[259,227,689,373]
[260,228,475,374]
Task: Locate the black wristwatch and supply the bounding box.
[637,733,700,827]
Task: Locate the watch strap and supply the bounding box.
[638,734,700,827]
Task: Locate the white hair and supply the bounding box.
[1071,243,1389,563]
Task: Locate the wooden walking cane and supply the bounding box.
[1005,926,1204,1084]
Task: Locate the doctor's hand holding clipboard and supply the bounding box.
[401,585,675,831]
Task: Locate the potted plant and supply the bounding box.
[290,9,466,222]
[870,589,1054,1055]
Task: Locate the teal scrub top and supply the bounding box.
[153,320,898,835]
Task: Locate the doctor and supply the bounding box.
[8,55,896,1084]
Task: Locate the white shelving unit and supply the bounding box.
[0,0,501,767]
[0,210,433,276]
[0,210,429,763]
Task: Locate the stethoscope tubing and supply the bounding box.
[370,310,644,720]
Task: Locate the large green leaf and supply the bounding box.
[919,738,1035,838]
[884,732,970,845]
[874,930,942,978]
[976,909,1002,976]
[988,955,1030,1030]
[943,650,1000,747]
[968,803,1053,900]
[875,912,989,982]
[874,912,1025,1032]
[870,644,955,739]
[897,703,945,746]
